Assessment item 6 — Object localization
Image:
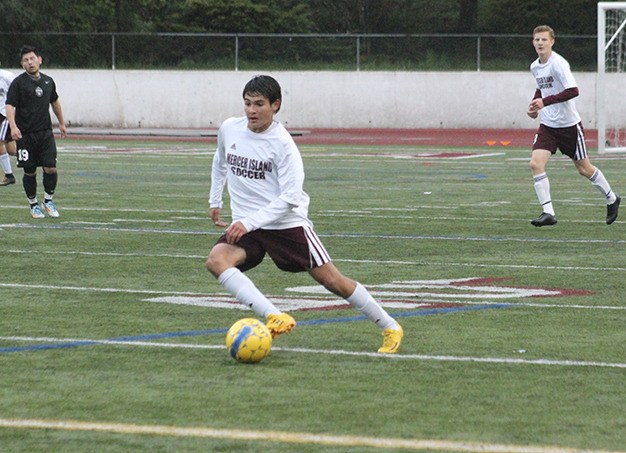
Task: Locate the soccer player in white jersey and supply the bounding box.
[527,25,620,226]
[207,75,403,353]
[0,66,17,186]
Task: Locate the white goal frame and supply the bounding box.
[597,2,626,154]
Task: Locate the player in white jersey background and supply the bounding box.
[527,25,620,227]
[0,66,16,186]
[207,75,403,353]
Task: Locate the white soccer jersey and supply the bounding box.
[530,51,581,128]
[210,117,312,232]
[0,69,15,116]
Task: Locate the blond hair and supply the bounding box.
[533,25,555,39]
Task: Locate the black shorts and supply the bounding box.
[215,226,331,273]
[16,129,57,168]
[532,122,588,161]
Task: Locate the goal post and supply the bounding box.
[597,2,626,154]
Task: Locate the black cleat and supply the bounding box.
[606,196,620,225]
[0,175,16,186]
[531,212,557,227]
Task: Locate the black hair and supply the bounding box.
[19,45,39,58]
[243,75,282,112]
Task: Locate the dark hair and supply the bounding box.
[243,75,282,112]
[20,45,39,58]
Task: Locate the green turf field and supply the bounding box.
[0,138,624,452]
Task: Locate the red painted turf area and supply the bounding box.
[67,127,599,148]
[294,128,599,148]
[294,128,531,147]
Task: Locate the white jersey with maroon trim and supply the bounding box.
[0,69,15,116]
[210,116,312,232]
[530,51,581,128]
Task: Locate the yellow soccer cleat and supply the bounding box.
[378,325,403,354]
[266,313,296,338]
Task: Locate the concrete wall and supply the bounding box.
[15,69,623,129]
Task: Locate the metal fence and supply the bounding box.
[0,32,598,71]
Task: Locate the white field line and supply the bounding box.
[0,211,625,230]
[2,221,625,244]
[313,213,615,225]
[0,206,201,213]
[0,282,204,296]
[2,336,625,369]
[5,249,626,273]
[0,418,619,453]
[0,282,624,311]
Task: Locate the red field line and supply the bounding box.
[66,127,600,148]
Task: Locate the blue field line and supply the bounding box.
[0,304,510,354]
[297,303,512,327]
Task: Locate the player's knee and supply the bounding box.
[23,166,37,176]
[6,142,16,156]
[206,247,234,277]
[529,158,543,174]
[578,163,596,179]
[205,253,220,276]
[575,161,595,178]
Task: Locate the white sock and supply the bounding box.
[217,267,280,317]
[589,169,617,204]
[346,282,399,330]
[0,153,12,174]
[533,172,555,215]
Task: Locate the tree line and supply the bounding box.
[1,0,604,70]
[3,0,601,35]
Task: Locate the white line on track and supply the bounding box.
[2,336,624,369]
[0,418,622,453]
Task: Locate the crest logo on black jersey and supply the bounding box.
[35,86,43,97]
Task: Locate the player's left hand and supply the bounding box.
[225,221,248,244]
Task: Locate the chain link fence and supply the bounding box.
[0,32,597,71]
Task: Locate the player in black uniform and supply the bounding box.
[6,45,67,218]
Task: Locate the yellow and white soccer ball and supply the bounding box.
[225,318,272,364]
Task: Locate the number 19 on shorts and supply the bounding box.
[17,148,30,162]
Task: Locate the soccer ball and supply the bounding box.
[225,318,272,364]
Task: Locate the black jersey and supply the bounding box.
[6,71,59,134]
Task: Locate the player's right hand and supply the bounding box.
[11,126,22,141]
[210,208,229,228]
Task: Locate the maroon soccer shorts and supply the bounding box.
[215,225,331,273]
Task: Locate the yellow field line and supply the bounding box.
[0,418,621,453]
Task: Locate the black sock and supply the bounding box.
[43,171,57,196]
[23,173,37,200]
